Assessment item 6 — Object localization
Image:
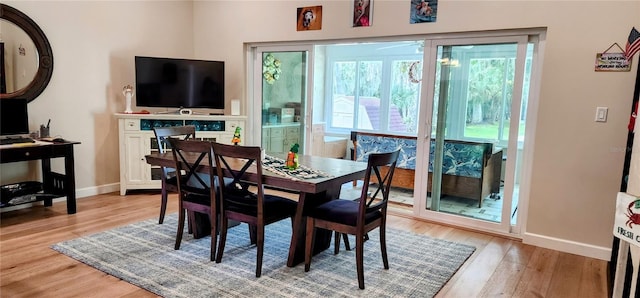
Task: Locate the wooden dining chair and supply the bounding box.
[212,142,298,277]
[168,138,219,261]
[152,125,196,224]
[304,149,399,289]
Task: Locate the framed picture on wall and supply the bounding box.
[353,0,372,27]
[410,0,437,24]
[297,6,322,31]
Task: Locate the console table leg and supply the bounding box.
[64,146,77,214]
[42,158,52,194]
[41,158,53,207]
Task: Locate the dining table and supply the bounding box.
[145,151,368,267]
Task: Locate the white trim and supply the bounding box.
[515,33,545,235]
[416,209,522,238]
[0,183,120,213]
[523,232,611,261]
[76,183,120,198]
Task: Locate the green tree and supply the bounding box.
[467,58,514,124]
[390,61,419,131]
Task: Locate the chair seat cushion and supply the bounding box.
[164,176,179,190]
[180,176,234,205]
[308,199,381,226]
[224,191,297,221]
[183,186,213,204]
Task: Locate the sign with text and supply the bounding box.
[614,192,640,246]
[596,52,631,72]
[596,43,631,72]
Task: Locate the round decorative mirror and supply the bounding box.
[0,4,53,102]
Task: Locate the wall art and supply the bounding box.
[353,0,372,27]
[410,0,437,24]
[297,6,322,31]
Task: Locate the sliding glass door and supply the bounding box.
[246,31,543,236]
[415,36,534,234]
[251,46,313,155]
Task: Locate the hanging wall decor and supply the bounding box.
[263,53,282,84]
[408,61,422,83]
[353,0,372,27]
[410,0,437,24]
[297,6,322,31]
[595,43,631,72]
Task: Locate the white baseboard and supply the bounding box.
[1,183,120,213]
[76,183,120,198]
[523,232,611,261]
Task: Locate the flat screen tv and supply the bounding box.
[135,56,225,110]
[1,98,29,136]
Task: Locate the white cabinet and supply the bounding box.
[123,134,150,186]
[269,127,285,153]
[283,126,300,153]
[262,124,300,154]
[116,113,246,195]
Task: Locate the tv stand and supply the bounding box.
[115,113,247,195]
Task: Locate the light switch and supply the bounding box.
[595,107,608,122]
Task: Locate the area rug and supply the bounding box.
[51,214,475,298]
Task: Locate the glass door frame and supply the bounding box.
[414,35,534,236]
[248,44,315,154]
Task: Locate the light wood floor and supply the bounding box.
[1,192,609,297]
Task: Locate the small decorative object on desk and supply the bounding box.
[39,120,50,138]
[231,127,241,145]
[122,85,134,114]
[285,143,299,170]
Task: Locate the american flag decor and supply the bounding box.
[625,27,640,61]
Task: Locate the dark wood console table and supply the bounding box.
[0,141,80,214]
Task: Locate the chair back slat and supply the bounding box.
[212,142,265,211]
[153,125,197,178]
[359,150,400,218]
[168,139,217,199]
[212,143,263,182]
[153,125,196,153]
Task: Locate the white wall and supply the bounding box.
[2,0,638,259]
[192,1,639,258]
[1,1,194,193]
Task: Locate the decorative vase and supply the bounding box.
[122,85,134,113]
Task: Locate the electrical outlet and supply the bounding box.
[595,107,608,122]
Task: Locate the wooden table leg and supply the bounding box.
[287,192,308,267]
[287,187,341,267]
[192,212,211,239]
